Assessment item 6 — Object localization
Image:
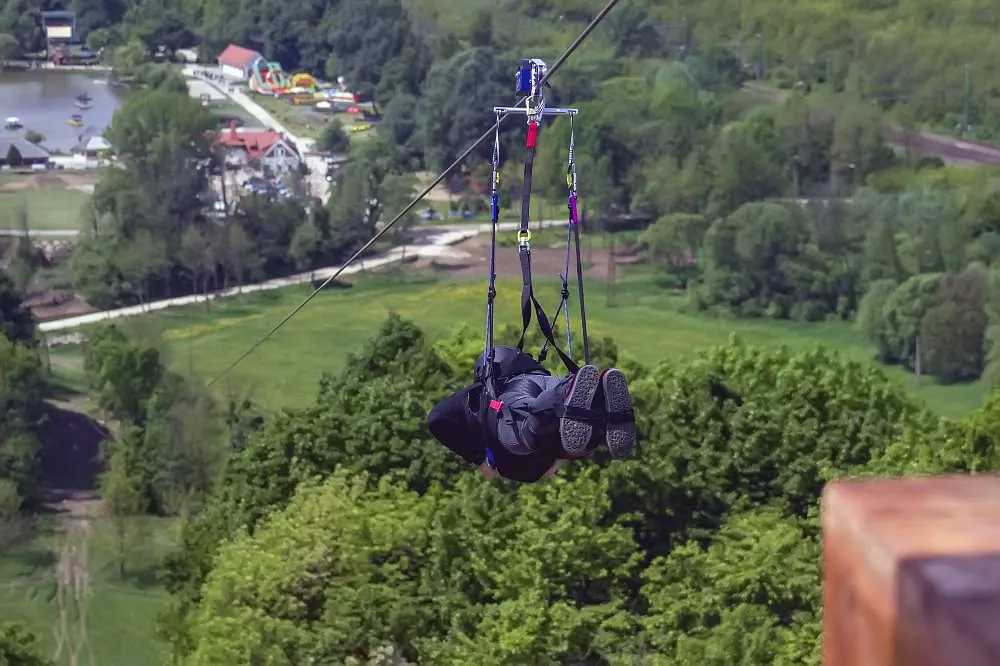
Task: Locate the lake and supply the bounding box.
[0,69,127,152]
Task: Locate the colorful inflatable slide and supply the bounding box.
[250,61,290,94]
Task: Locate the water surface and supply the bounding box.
[0,70,127,152]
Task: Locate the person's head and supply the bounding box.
[474,345,522,382]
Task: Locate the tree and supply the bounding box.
[83,330,164,424]
[640,213,709,288]
[6,200,38,294]
[919,268,989,383]
[177,227,215,301]
[105,38,150,78]
[289,219,323,281]
[642,506,821,665]
[104,88,215,163]
[0,622,51,665]
[0,479,28,553]
[831,99,894,183]
[858,278,899,362]
[416,47,511,171]
[186,472,435,664]
[706,118,786,217]
[118,229,169,305]
[861,218,906,284]
[142,372,225,515]
[99,445,147,578]
[4,144,21,168]
[880,273,944,367]
[693,202,837,320]
[0,264,35,344]
[23,130,44,145]
[0,33,20,63]
[316,120,350,154]
[220,222,259,290]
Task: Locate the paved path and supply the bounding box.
[38,220,565,333]
[0,229,79,237]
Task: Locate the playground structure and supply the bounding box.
[291,73,319,91]
[250,60,290,94]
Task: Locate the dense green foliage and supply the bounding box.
[141,312,989,664]
[0,621,51,665]
[0,272,45,510]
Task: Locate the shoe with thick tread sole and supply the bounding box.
[601,368,635,458]
[559,364,601,457]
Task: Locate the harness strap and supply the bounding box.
[518,250,578,373]
[483,111,503,397]
[517,119,579,375]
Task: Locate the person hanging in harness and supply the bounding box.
[427,345,636,482]
[429,58,637,482]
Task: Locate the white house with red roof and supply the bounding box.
[217,43,262,80]
[215,124,301,174]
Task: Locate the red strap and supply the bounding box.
[526,122,538,148]
[489,399,503,411]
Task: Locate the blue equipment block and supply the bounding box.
[515,59,534,96]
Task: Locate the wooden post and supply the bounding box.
[823,475,1000,666]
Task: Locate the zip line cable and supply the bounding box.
[206,0,624,388]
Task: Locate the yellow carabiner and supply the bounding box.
[494,171,501,187]
[517,229,531,244]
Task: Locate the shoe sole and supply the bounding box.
[559,365,600,457]
[602,368,635,458]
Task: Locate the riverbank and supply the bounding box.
[0,61,110,72]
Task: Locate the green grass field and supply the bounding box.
[0,188,88,231]
[51,273,989,419]
[252,94,373,141]
[0,514,174,666]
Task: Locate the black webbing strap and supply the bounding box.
[561,404,635,424]
[517,252,578,373]
[516,120,578,374]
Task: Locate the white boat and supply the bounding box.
[3,117,22,130]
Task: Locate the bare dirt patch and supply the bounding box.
[404,233,643,281]
[0,171,100,192]
[38,402,108,493]
[24,289,98,322]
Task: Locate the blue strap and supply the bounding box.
[485,447,496,467]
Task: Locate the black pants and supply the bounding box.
[493,374,570,455]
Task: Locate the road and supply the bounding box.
[38,219,566,334]
[881,127,1000,166]
[742,82,1000,166]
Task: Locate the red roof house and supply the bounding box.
[217,44,262,79]
[215,123,301,173]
